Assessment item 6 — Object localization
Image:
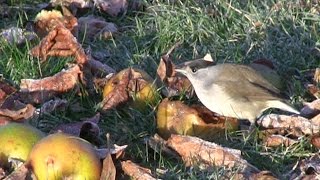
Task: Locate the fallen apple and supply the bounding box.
[0,123,44,167]
[27,133,101,180]
[157,98,239,140]
[102,68,159,110]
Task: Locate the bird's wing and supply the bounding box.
[215,80,283,102]
[214,64,281,95]
[238,65,281,93]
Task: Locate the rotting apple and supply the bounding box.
[27,133,101,180]
[0,123,44,167]
[157,98,239,140]
[102,68,159,110]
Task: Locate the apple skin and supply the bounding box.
[0,123,44,166]
[27,133,101,180]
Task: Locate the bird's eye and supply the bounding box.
[191,67,197,73]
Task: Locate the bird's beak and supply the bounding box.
[174,68,187,75]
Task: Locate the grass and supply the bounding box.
[0,0,320,179]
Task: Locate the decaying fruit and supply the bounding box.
[27,133,101,180]
[157,98,239,140]
[102,68,158,110]
[0,123,44,167]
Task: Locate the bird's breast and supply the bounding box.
[194,84,248,119]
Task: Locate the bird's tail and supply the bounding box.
[267,100,300,114]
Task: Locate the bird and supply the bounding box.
[175,61,299,128]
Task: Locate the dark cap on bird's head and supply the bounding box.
[175,54,216,75]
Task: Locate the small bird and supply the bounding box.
[175,61,299,127]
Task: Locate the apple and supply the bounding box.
[27,133,101,180]
[0,123,44,167]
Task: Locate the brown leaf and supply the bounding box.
[156,55,193,97]
[301,99,320,118]
[311,114,320,125]
[306,84,320,99]
[0,80,17,106]
[314,68,320,84]
[78,15,118,41]
[310,134,320,149]
[167,135,260,178]
[303,68,320,99]
[101,69,130,110]
[19,65,81,104]
[288,154,320,179]
[145,134,179,157]
[39,98,68,114]
[264,135,298,147]
[50,0,93,8]
[95,144,127,159]
[100,153,116,180]
[0,167,4,179]
[121,160,156,180]
[157,98,239,140]
[88,58,116,77]
[30,26,87,65]
[51,113,100,139]
[95,0,128,17]
[0,102,35,122]
[257,114,320,136]
[246,171,278,180]
[34,8,78,38]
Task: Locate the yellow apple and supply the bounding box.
[27,133,101,180]
[0,123,44,167]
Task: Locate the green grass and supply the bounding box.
[0,0,320,179]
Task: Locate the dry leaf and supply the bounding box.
[121,160,156,180]
[39,98,68,114]
[100,153,116,180]
[94,0,128,17]
[310,134,320,149]
[246,171,278,180]
[19,65,81,104]
[34,8,78,38]
[145,134,179,157]
[50,0,93,8]
[101,68,157,111]
[156,55,193,97]
[95,144,127,159]
[311,114,320,125]
[301,99,320,118]
[288,154,320,179]
[264,134,298,147]
[0,168,4,179]
[78,15,117,40]
[157,98,239,140]
[257,114,320,136]
[0,80,17,106]
[306,84,320,99]
[303,68,320,99]
[31,26,87,64]
[51,113,100,139]
[314,68,320,84]
[166,135,262,179]
[0,104,35,121]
